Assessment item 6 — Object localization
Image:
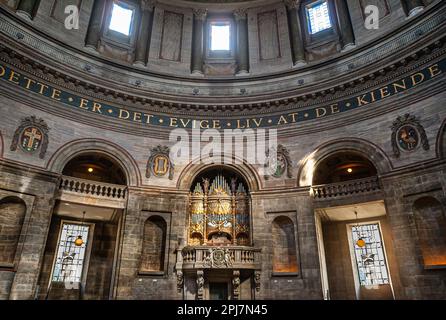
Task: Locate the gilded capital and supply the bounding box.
[193,9,208,21]
[233,8,247,21]
[284,0,301,9]
[141,0,156,12]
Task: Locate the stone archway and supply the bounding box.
[297,138,392,187]
[48,138,140,187]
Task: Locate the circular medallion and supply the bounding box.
[397,125,419,151]
[19,126,43,153]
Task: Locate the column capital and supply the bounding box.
[193,9,208,21]
[284,0,301,9]
[140,0,156,12]
[233,8,247,21]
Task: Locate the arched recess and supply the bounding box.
[0,196,26,265]
[272,216,298,274]
[177,153,261,192]
[297,138,392,187]
[48,139,140,186]
[413,196,446,268]
[140,216,167,272]
[436,118,446,158]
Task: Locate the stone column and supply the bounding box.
[85,0,107,50]
[296,194,324,299]
[134,0,155,66]
[403,0,424,17]
[335,0,355,51]
[284,0,306,66]
[16,0,39,19]
[191,9,207,75]
[115,190,143,299]
[8,177,59,300]
[234,9,249,75]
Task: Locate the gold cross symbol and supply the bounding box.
[23,128,42,148]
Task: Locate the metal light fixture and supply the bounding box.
[87,167,94,173]
[354,210,366,248]
[74,211,86,247]
[347,168,353,173]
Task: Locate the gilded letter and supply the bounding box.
[93,102,102,113]
[379,86,391,99]
[428,64,441,78]
[23,77,36,89]
[119,109,130,119]
[8,70,20,84]
[330,104,340,114]
[356,94,370,106]
[410,72,425,86]
[170,117,178,127]
[51,89,61,101]
[79,98,89,110]
[316,108,327,118]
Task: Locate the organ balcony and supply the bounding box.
[178,246,261,271]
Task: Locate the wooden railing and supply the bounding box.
[312,176,380,199]
[180,246,261,270]
[59,176,127,200]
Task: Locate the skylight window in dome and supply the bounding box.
[109,3,134,36]
[307,1,332,34]
[210,23,231,51]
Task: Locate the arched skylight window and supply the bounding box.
[306,1,332,34]
[109,2,134,36]
[210,22,231,51]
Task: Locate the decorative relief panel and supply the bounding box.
[257,10,280,60]
[160,11,183,61]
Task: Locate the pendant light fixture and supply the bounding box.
[354,210,366,248]
[74,211,86,247]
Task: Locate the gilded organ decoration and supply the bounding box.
[188,174,250,246]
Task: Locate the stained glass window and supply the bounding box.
[306,1,332,34]
[109,3,134,36]
[52,223,89,283]
[210,23,231,51]
[351,223,390,286]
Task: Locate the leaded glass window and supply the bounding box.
[51,223,89,283]
[306,1,332,34]
[351,223,390,286]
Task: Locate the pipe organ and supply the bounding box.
[188,174,250,246]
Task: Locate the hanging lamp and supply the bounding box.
[74,211,86,247]
[354,210,366,248]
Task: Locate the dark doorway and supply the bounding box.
[209,282,228,300]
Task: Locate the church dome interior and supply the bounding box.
[0,0,445,303]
